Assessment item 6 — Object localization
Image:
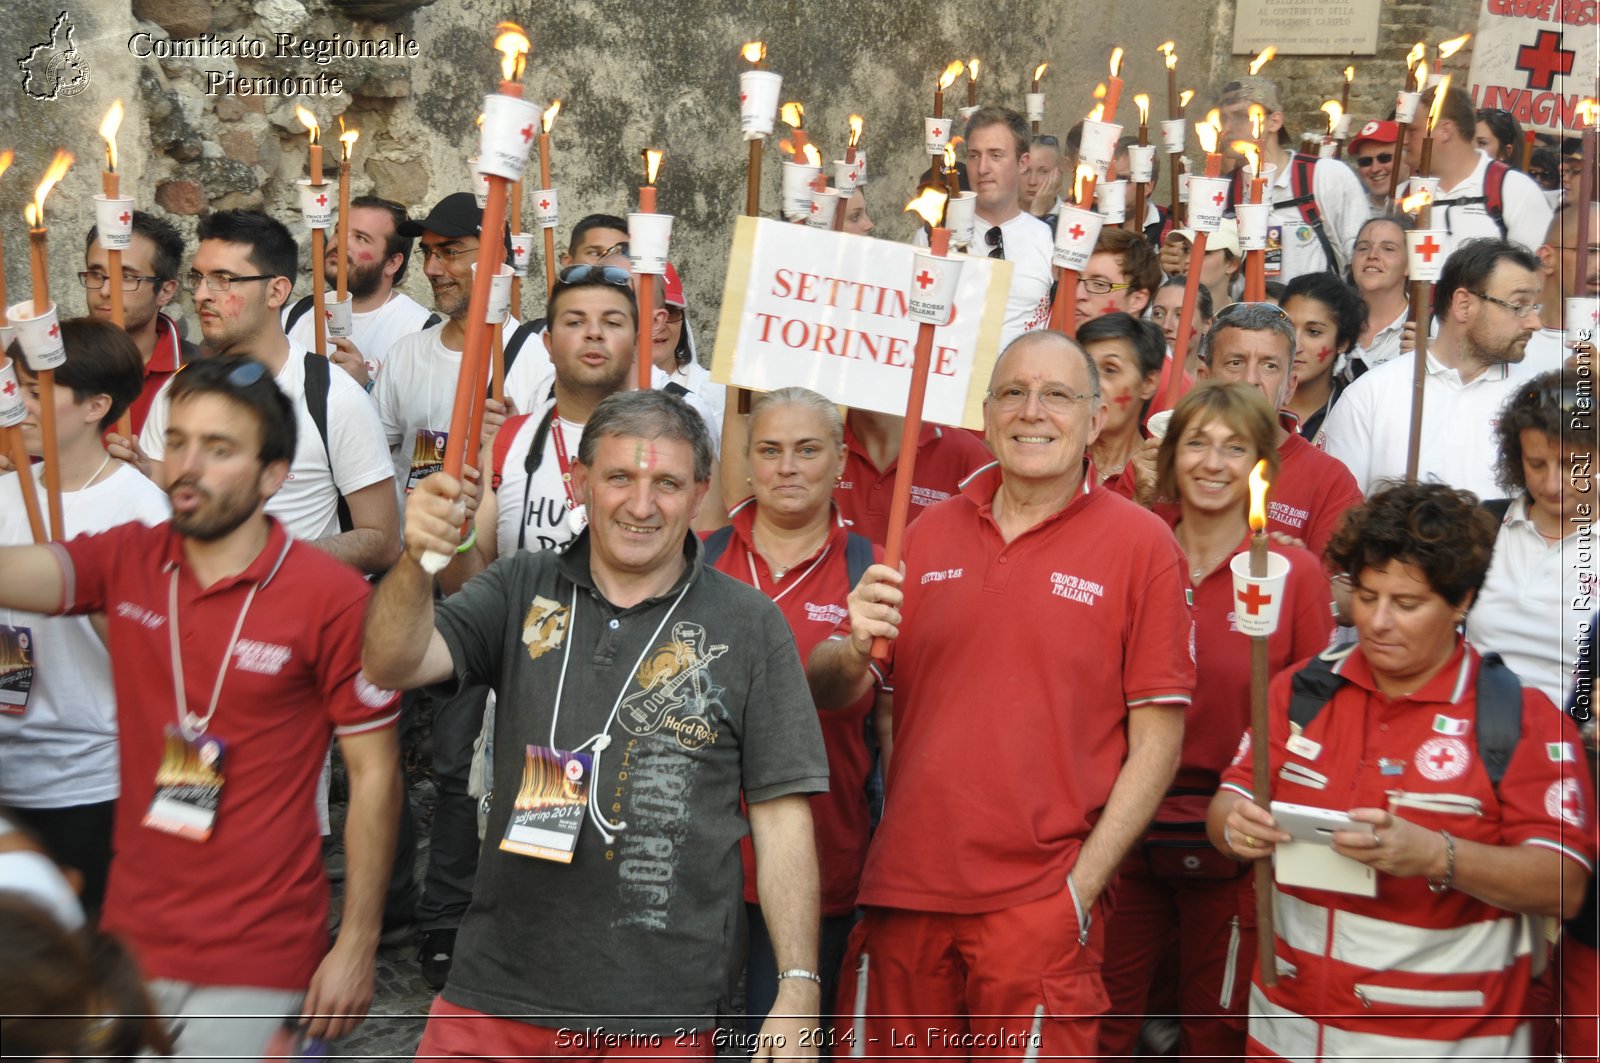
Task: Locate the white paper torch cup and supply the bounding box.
[1025,93,1045,123]
[1095,180,1128,223]
[468,158,490,208]
[471,263,514,324]
[1230,551,1289,637]
[1186,176,1231,232]
[296,179,334,229]
[924,117,953,155]
[628,213,674,275]
[781,161,822,220]
[1052,206,1105,271]
[1145,409,1173,441]
[1128,145,1157,183]
[1395,91,1421,125]
[944,191,978,249]
[7,301,65,371]
[1178,172,1190,203]
[958,105,979,121]
[0,356,25,427]
[1567,298,1600,355]
[807,189,841,228]
[508,233,536,278]
[1318,139,1338,158]
[326,293,354,338]
[1160,119,1187,153]
[93,195,136,250]
[853,148,869,185]
[833,160,861,196]
[1405,175,1440,210]
[1236,202,1269,250]
[1335,114,1352,140]
[478,93,539,181]
[1406,230,1448,282]
[739,70,783,140]
[531,189,559,229]
[907,253,965,326]
[1079,119,1124,178]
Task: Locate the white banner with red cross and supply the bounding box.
[1467,0,1598,136]
[710,216,1013,429]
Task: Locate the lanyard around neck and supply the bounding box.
[549,410,579,512]
[168,570,260,738]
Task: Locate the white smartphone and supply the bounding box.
[1271,801,1375,845]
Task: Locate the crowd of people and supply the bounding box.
[0,65,1595,1063]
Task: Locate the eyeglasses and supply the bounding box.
[1079,277,1133,295]
[556,264,633,287]
[664,306,685,323]
[1467,290,1541,319]
[987,383,1095,413]
[416,244,479,265]
[985,226,1004,260]
[79,269,162,292]
[1354,152,1395,168]
[183,273,274,292]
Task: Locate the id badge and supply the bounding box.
[0,624,35,714]
[143,727,226,841]
[1265,224,1284,277]
[499,745,592,863]
[406,428,448,494]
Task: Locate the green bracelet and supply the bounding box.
[455,527,478,554]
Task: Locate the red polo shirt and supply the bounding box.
[834,421,992,545]
[51,518,399,990]
[127,315,190,437]
[707,500,880,916]
[846,465,1196,914]
[1168,533,1333,821]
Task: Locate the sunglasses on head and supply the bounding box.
[1354,152,1394,168]
[555,264,633,288]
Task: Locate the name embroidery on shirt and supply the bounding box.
[1268,500,1308,530]
[909,485,951,508]
[1050,572,1105,605]
[804,602,848,626]
[233,639,292,676]
[115,601,167,630]
[920,568,964,585]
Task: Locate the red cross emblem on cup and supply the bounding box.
[47,323,59,339]
[316,193,328,207]
[1211,190,1226,207]
[1068,223,1086,241]
[520,124,534,143]
[1238,583,1273,615]
[2,380,14,397]
[1415,235,1441,262]
[916,269,937,290]
[539,198,551,210]
[118,211,131,225]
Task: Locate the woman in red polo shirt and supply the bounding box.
[1099,381,1334,1059]
[702,386,880,1038]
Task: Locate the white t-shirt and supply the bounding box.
[974,211,1053,351]
[1467,496,1593,706]
[1522,328,1571,378]
[1343,304,1409,380]
[0,463,170,807]
[284,290,434,379]
[1322,349,1536,499]
[140,342,396,541]
[1262,154,1368,281]
[373,317,522,503]
[1430,150,1553,258]
[494,401,585,557]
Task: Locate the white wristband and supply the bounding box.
[777,968,823,985]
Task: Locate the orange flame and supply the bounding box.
[1248,460,1270,531]
[493,22,530,83]
[780,101,804,129]
[476,113,485,127]
[938,60,964,91]
[542,99,562,133]
[0,150,12,182]
[1344,65,1355,82]
[1400,186,1434,215]
[1110,47,1124,78]
[1437,33,1471,60]
[1088,103,1105,123]
[643,148,664,184]
[295,105,320,143]
[778,139,796,157]
[1249,103,1265,139]
[26,150,73,228]
[1180,89,1195,109]
[903,186,948,227]
[848,114,864,147]
[99,99,124,173]
[1135,93,1150,124]
[338,116,359,161]
[1073,163,1095,205]
[968,57,980,82]
[1413,60,1428,92]
[1404,42,1426,71]
[741,41,765,65]
[1033,62,1049,83]
[943,142,957,169]
[1321,100,1344,134]
[1426,74,1451,133]
[1578,98,1600,125]
[1233,141,1261,175]
[1093,82,1107,100]
[1160,40,1178,71]
[1249,46,1276,76]
[1196,118,1220,154]
[801,143,822,167]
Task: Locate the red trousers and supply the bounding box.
[415,996,713,1061]
[834,879,1108,1060]
[1564,939,1600,1063]
[1098,853,1253,1059]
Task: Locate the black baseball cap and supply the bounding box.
[398,192,484,239]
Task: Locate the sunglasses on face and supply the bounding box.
[1354,152,1394,168]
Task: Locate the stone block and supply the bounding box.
[155,180,205,215]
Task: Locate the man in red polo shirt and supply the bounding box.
[834,410,993,544]
[82,212,198,435]
[809,330,1194,1055]
[0,355,402,1058]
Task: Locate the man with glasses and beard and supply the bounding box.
[964,107,1054,349]
[0,355,403,1059]
[284,195,436,388]
[134,210,400,577]
[1325,238,1545,499]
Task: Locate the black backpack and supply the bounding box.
[302,352,355,534]
[1228,153,1340,271]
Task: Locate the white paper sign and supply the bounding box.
[1232,0,1380,55]
[711,217,1012,429]
[1468,0,1599,136]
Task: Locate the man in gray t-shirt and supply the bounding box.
[364,390,828,1052]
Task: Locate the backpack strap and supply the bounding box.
[1483,159,1510,237]
[1473,652,1523,789]
[490,412,534,493]
[501,319,542,384]
[663,381,690,398]
[1275,154,1340,271]
[844,531,875,590]
[423,312,442,330]
[514,402,561,552]
[302,352,355,534]
[284,294,315,333]
[1286,644,1355,732]
[1481,497,1514,525]
[699,525,736,566]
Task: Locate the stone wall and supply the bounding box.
[2,0,1479,351]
